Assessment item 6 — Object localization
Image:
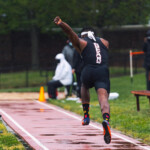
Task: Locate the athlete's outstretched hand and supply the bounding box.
[54,16,62,25]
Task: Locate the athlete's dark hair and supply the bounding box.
[80,26,96,36]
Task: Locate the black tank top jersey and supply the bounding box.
[81,37,109,66]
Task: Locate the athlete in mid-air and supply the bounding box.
[54,16,111,144]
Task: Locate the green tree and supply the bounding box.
[0,0,55,68]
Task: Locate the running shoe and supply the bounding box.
[102,120,111,144]
[82,117,90,125]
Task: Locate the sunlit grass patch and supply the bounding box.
[0,123,25,150]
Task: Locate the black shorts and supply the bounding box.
[81,64,110,93]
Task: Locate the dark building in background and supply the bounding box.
[0,25,149,70]
[102,25,150,68]
[0,31,66,70]
[102,24,149,50]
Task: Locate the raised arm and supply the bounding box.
[54,16,86,53]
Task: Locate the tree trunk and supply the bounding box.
[31,26,39,69]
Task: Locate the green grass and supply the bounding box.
[0,70,54,89]
[48,73,150,145]
[0,123,25,150]
[0,86,45,92]
[109,67,144,77]
[0,67,144,89]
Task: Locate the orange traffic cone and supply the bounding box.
[39,86,46,102]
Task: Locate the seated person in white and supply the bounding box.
[47,53,72,99]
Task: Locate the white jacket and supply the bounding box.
[53,53,72,85]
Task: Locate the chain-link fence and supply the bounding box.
[0,52,145,89]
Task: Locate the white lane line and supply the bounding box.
[0,109,49,150]
[36,101,150,150]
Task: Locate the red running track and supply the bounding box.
[0,100,149,150]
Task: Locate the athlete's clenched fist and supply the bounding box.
[54,16,62,25]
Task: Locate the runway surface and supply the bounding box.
[0,99,149,150]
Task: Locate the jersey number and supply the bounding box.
[94,43,101,64]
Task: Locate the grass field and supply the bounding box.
[0,69,149,147]
[0,67,144,89]
[0,70,54,89]
[0,122,25,150]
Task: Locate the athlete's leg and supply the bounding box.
[81,83,90,125]
[76,72,82,98]
[81,83,90,103]
[97,88,111,144]
[97,88,110,114]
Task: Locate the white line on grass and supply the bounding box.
[0,109,49,150]
[36,101,150,150]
